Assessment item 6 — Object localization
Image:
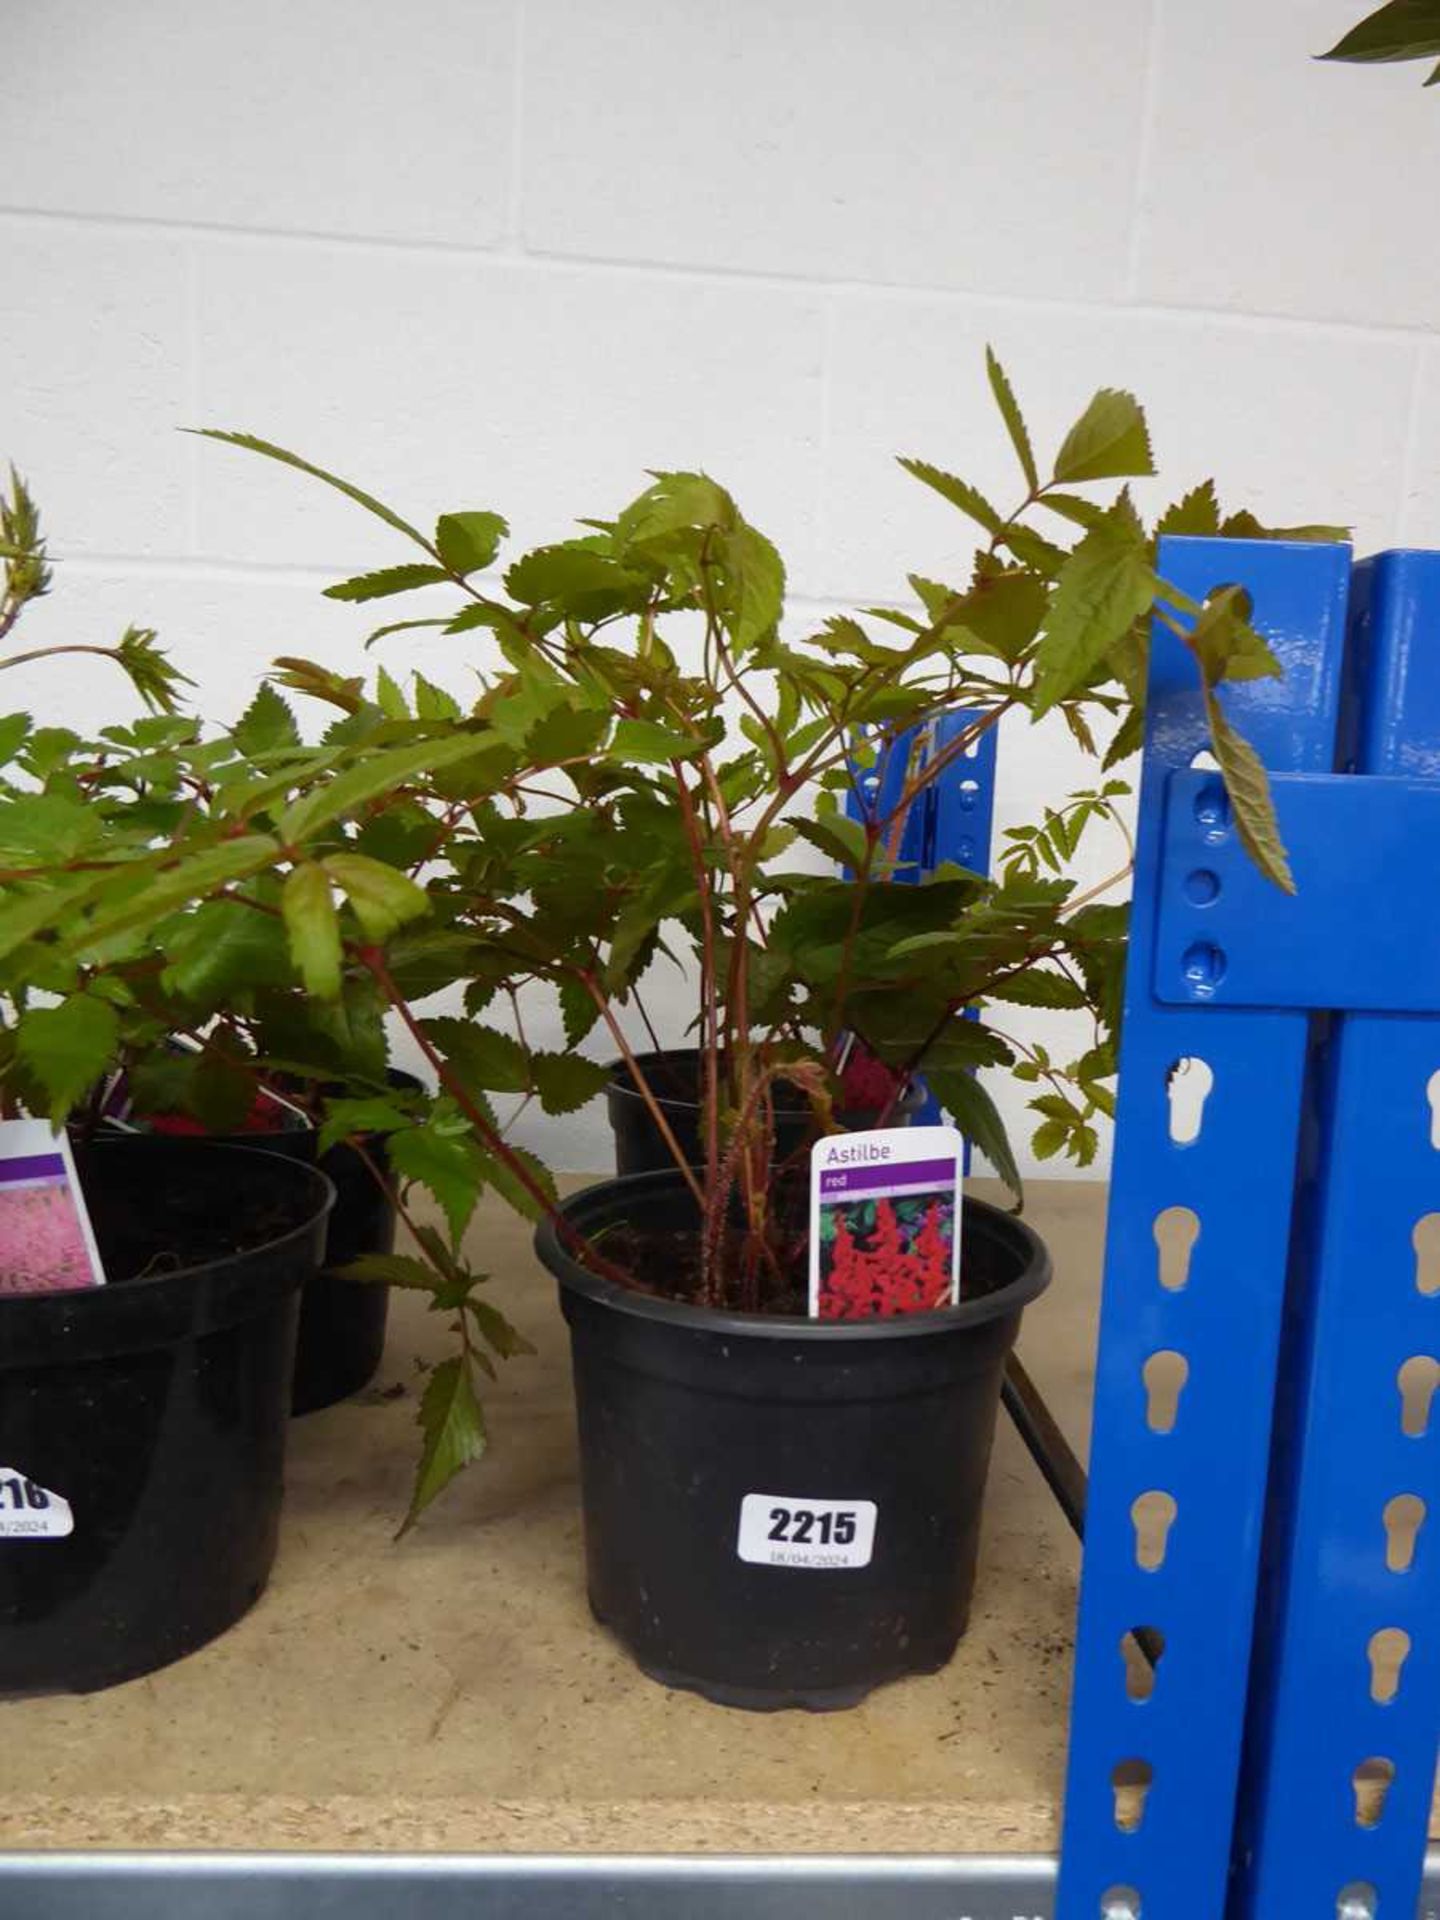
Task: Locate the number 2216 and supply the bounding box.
[0,1477,50,1512]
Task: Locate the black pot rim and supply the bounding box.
[1,1139,335,1307]
[603,1047,928,1120]
[535,1167,1050,1342]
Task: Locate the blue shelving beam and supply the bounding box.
[1056,537,1356,1920]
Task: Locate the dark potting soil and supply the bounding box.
[94,1200,304,1286]
[597,1222,1006,1318]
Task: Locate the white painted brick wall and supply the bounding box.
[1,0,1432,1176]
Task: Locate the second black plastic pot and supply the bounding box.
[604,1047,926,1177]
[121,1067,422,1413]
[0,1139,333,1694]
[535,1170,1050,1711]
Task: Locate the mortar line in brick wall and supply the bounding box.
[0,204,1433,348]
[1123,0,1164,302]
[52,548,877,623]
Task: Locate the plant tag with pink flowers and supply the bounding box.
[809,1125,963,1320]
[0,1118,106,1294]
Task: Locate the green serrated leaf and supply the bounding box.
[282,862,342,998]
[610,718,708,764]
[789,812,874,871]
[897,457,1003,535]
[17,995,119,1121]
[316,1097,415,1157]
[1156,479,1221,538]
[996,524,1069,574]
[719,520,786,651]
[323,563,451,603]
[476,1142,556,1224]
[413,673,461,722]
[986,967,1087,1010]
[322,851,429,942]
[1038,491,1110,531]
[1182,584,1282,686]
[1031,1116,1070,1161]
[926,1067,1022,1203]
[402,1355,486,1533]
[234,682,301,757]
[163,897,295,1006]
[465,1296,535,1360]
[0,712,32,766]
[374,665,409,719]
[1203,689,1295,893]
[422,1016,529,1093]
[1052,388,1155,486]
[1032,499,1156,716]
[435,510,508,576]
[339,1250,441,1290]
[559,974,601,1048]
[1216,508,1351,544]
[0,793,103,863]
[529,1052,610,1116]
[280,731,493,843]
[985,346,1038,492]
[389,1116,486,1244]
[504,542,648,617]
[192,431,436,553]
[1320,0,1440,66]
[71,837,282,954]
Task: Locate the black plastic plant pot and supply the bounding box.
[605,1047,927,1178]
[122,1067,421,1414]
[0,1139,333,1695]
[535,1169,1050,1712]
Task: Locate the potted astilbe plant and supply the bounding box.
[192,355,1336,1704]
[0,475,338,1691]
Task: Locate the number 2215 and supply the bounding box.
[766,1506,855,1546]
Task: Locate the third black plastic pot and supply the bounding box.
[535,1169,1050,1711]
[604,1047,927,1177]
[0,1139,333,1694]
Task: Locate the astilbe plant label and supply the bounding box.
[809,1126,963,1319]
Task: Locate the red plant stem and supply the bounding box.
[358,948,633,1286]
[670,765,721,1204]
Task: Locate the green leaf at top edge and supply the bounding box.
[1052,388,1155,486]
[1320,0,1440,65]
[191,431,435,554]
[985,346,1038,492]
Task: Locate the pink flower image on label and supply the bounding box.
[0,1182,99,1293]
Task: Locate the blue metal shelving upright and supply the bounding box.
[1058,539,1440,1920]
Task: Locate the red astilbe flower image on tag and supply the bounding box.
[817,1195,954,1319]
